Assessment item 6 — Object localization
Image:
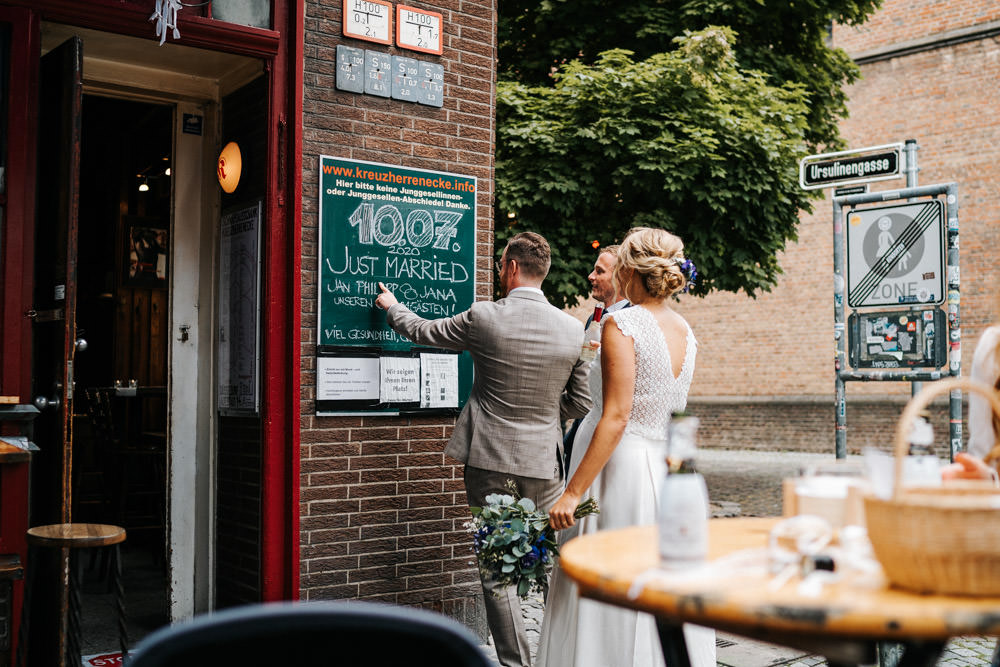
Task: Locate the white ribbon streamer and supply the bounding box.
[150,0,183,45]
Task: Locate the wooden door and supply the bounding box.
[30,35,82,667]
[32,35,82,523]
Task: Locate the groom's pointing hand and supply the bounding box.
[375,282,398,310]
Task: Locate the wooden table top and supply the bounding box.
[27,523,126,548]
[560,517,1000,646]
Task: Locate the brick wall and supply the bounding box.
[216,416,262,607]
[299,0,495,632]
[677,0,1000,423]
[832,0,1000,56]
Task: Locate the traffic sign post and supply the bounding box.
[801,140,963,462]
[830,181,962,459]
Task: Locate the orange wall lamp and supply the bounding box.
[217,141,242,193]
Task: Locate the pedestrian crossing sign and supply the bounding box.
[845,199,945,309]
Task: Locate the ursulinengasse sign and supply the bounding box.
[799,143,903,190]
[316,156,476,414]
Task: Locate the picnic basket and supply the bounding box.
[863,377,1000,596]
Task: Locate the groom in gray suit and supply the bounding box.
[375,232,591,667]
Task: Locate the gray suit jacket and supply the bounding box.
[386,290,591,479]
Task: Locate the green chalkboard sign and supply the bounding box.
[316,156,477,414]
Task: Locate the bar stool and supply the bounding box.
[16,524,128,667]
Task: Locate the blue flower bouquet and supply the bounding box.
[468,484,599,597]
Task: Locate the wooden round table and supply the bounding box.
[559,517,1000,666]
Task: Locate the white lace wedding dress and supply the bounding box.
[536,305,715,667]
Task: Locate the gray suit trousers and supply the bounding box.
[465,465,564,667]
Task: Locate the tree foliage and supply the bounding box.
[495,0,882,306]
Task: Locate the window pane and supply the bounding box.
[211,0,272,30]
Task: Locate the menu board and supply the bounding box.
[316,156,476,414]
[218,201,262,413]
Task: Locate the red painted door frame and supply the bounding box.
[0,9,40,659]
[260,0,304,603]
[3,0,303,601]
[0,6,38,410]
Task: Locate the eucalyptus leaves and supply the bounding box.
[468,484,599,597]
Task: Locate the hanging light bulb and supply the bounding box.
[138,177,150,192]
[164,167,171,176]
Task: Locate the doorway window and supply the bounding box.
[211,0,272,29]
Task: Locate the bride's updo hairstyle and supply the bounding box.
[616,227,687,298]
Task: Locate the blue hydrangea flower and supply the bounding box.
[679,259,698,292]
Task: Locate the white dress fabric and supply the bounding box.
[968,325,1000,459]
[536,306,715,667]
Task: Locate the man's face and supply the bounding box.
[588,252,617,304]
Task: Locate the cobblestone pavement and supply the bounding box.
[478,449,999,666]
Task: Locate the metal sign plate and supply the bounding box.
[391,55,420,101]
[343,0,392,45]
[846,199,945,308]
[396,4,443,55]
[800,143,903,190]
[415,61,444,107]
[364,50,391,97]
[848,308,947,369]
[335,45,365,94]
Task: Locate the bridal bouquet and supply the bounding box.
[468,482,599,597]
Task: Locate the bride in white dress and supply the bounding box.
[537,227,715,667]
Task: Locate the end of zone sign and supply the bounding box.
[800,143,903,190]
[846,199,945,309]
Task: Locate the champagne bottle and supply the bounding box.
[659,412,710,568]
[579,303,604,361]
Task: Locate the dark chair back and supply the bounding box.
[84,387,120,450]
[126,600,492,667]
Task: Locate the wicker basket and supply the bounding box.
[863,377,1000,596]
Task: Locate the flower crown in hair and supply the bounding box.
[675,257,697,292]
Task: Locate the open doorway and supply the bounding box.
[31,22,271,659]
[73,94,172,651]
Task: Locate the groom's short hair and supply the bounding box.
[599,244,620,258]
[505,232,551,279]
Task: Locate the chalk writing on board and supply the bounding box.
[317,157,477,350]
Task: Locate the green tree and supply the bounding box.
[496,1,881,305]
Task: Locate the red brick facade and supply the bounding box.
[677,0,1000,453]
[298,0,495,629]
[833,1,1000,55]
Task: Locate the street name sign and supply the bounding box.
[846,199,945,309]
[800,143,903,190]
